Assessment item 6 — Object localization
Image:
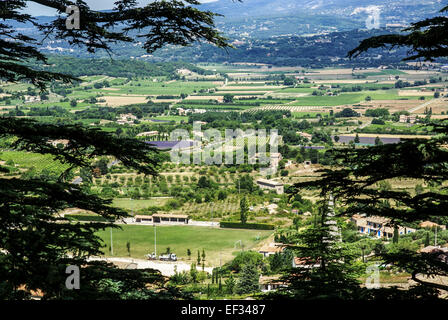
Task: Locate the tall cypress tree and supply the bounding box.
[424,232,431,247]
[240,196,248,224]
[393,226,399,244]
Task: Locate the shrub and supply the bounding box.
[220,222,274,230]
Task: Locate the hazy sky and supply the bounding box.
[24,0,218,16]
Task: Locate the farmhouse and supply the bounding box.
[256,178,284,194]
[258,243,285,257]
[297,132,313,140]
[259,276,287,292]
[420,221,447,230]
[292,257,320,269]
[136,131,159,137]
[350,214,416,239]
[48,139,70,147]
[399,115,416,124]
[177,68,193,76]
[24,95,41,103]
[117,113,137,125]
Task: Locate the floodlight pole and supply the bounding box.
[110,227,113,256]
[435,226,438,247]
[154,223,157,256]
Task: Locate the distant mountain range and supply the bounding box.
[6,0,447,66]
[200,0,443,19]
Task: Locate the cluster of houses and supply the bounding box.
[24,95,41,103]
[399,114,417,124]
[177,108,207,116]
[257,229,448,292]
[297,131,313,141]
[116,113,137,125]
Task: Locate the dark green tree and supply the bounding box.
[235,263,259,295]
[223,94,234,103]
[126,241,131,257]
[374,136,383,146]
[225,273,235,294]
[240,196,248,224]
[393,227,399,244]
[235,174,256,193]
[424,232,431,247]
[187,249,191,260]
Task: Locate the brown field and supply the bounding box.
[426,99,448,114]
[308,68,353,75]
[228,81,266,85]
[270,93,309,98]
[215,90,271,94]
[430,115,448,119]
[314,80,390,84]
[359,100,422,112]
[185,95,223,102]
[150,99,181,103]
[403,70,439,76]
[222,86,285,90]
[398,90,435,96]
[97,95,148,107]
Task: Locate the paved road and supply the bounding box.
[88,257,213,276]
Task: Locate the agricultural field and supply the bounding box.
[0,151,69,174]
[112,198,172,211]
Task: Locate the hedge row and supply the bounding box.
[220,221,275,230]
[65,214,110,222]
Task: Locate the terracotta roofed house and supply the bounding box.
[258,243,285,258]
[420,221,446,230]
[351,214,416,239]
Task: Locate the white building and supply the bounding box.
[256,179,284,194]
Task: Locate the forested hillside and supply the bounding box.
[37,56,213,78]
